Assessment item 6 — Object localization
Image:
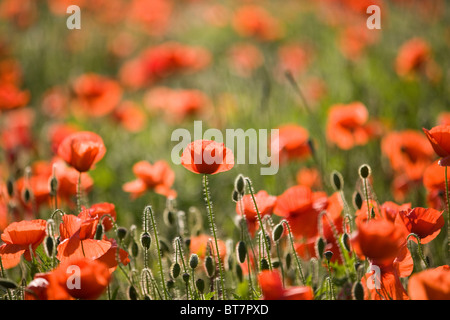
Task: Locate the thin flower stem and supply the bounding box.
[244,178,272,270]
[146,206,170,300]
[276,241,285,287]
[203,174,226,299]
[407,233,429,268]
[175,238,194,299]
[363,178,371,222]
[281,220,306,285]
[77,172,82,213]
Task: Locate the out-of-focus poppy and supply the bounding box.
[181,140,234,175]
[338,25,379,61]
[232,5,283,41]
[236,190,276,237]
[271,124,311,165]
[381,130,434,182]
[326,102,379,150]
[423,160,449,210]
[0,0,37,29]
[408,265,450,300]
[144,87,211,123]
[57,131,106,173]
[258,270,313,300]
[423,125,450,166]
[112,101,147,133]
[275,44,311,78]
[48,123,79,155]
[0,219,47,269]
[437,112,450,126]
[395,207,444,244]
[127,0,173,36]
[71,73,122,118]
[0,83,29,111]
[296,167,322,190]
[40,86,70,119]
[189,233,226,263]
[123,160,177,199]
[227,43,264,78]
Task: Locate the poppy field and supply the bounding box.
[0,0,450,302]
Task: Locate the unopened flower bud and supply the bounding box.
[260,258,269,270]
[204,256,215,278]
[116,227,127,241]
[331,171,344,191]
[359,164,371,179]
[324,250,333,262]
[236,241,247,264]
[235,263,243,283]
[44,236,55,258]
[94,223,104,240]
[189,254,199,270]
[128,285,138,300]
[315,237,326,259]
[6,178,14,197]
[352,281,365,300]
[182,273,190,284]
[353,191,363,210]
[272,223,284,242]
[141,232,151,250]
[196,278,205,293]
[234,174,245,195]
[171,263,181,279]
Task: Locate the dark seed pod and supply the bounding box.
[182,273,190,284]
[204,256,215,278]
[116,227,127,241]
[331,171,344,191]
[144,294,152,300]
[0,279,18,289]
[49,177,58,196]
[371,207,376,219]
[167,279,175,290]
[272,223,284,242]
[264,234,271,251]
[315,237,326,259]
[272,260,280,269]
[189,254,199,270]
[22,188,32,204]
[352,281,365,300]
[163,209,176,227]
[260,258,270,271]
[128,285,138,300]
[171,262,181,279]
[353,191,363,210]
[232,190,240,203]
[359,164,371,179]
[236,241,247,264]
[235,263,243,283]
[6,177,14,197]
[140,232,151,250]
[196,278,205,293]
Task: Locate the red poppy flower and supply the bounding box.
[112,101,147,133]
[189,234,226,263]
[408,265,450,300]
[275,44,311,77]
[360,268,409,300]
[48,123,79,155]
[395,207,444,244]
[423,125,450,166]
[437,112,450,126]
[71,73,122,118]
[326,102,376,150]
[274,185,327,239]
[0,219,47,269]
[236,190,277,237]
[123,160,177,199]
[181,140,234,175]
[26,258,111,300]
[227,43,264,78]
[57,131,106,173]
[271,124,311,165]
[82,202,117,232]
[296,167,322,190]
[232,5,283,41]
[423,160,450,210]
[395,38,431,78]
[381,130,434,181]
[127,0,173,36]
[258,270,313,300]
[40,86,70,119]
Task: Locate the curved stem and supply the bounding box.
[281,220,306,285]
[407,233,429,268]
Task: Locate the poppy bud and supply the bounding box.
[264,233,271,251]
[94,223,104,240]
[140,232,151,250]
[331,170,344,191]
[370,207,376,219]
[234,174,245,195]
[6,177,14,197]
[204,256,215,278]
[324,251,333,262]
[260,258,269,270]
[167,279,175,290]
[49,176,58,197]
[163,209,176,227]
[358,164,371,179]
[171,262,181,279]
[315,237,326,259]
[342,233,351,252]
[116,227,127,241]
[22,188,32,204]
[353,191,363,210]
[189,254,199,270]
[131,240,139,258]
[272,260,280,269]
[352,281,365,300]
[196,278,205,293]
[182,273,190,284]
[0,279,18,290]
[44,236,55,258]
[159,239,170,255]
[236,241,247,264]
[144,294,152,300]
[272,223,284,242]
[128,285,138,300]
[232,190,240,203]
[285,252,292,270]
[235,263,243,283]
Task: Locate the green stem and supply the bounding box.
[281,220,306,285]
[146,206,169,300]
[445,166,450,259]
[76,172,82,213]
[203,174,226,299]
[276,242,285,287]
[245,178,272,270]
[363,178,371,222]
[407,233,429,268]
